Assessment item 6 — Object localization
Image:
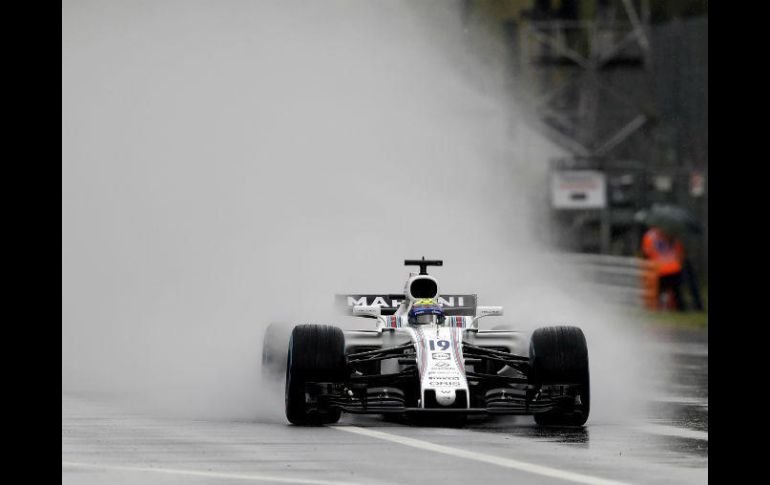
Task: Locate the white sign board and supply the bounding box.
[551,170,606,209]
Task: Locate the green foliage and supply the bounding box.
[634,281,708,328]
[643,309,708,328]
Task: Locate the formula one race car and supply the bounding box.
[261,258,589,426]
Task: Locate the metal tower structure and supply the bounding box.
[517,0,654,254]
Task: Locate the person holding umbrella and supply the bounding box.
[636,204,704,311]
[641,223,686,311]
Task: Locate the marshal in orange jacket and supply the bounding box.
[641,228,684,276]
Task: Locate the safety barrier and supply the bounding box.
[556,253,658,309]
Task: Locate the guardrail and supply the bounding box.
[556,253,658,309]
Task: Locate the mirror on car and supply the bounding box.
[477,306,503,317]
[352,305,382,318]
[470,306,503,330]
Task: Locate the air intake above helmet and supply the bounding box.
[407,276,438,300]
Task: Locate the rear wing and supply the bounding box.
[335,294,478,316]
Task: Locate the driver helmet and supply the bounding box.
[408,298,445,325]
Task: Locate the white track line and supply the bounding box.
[330,425,629,485]
[62,461,373,485]
[632,424,708,441]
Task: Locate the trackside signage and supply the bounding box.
[335,294,477,316]
[551,170,607,209]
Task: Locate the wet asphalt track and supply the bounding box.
[62,327,707,485]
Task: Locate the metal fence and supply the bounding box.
[557,252,658,308]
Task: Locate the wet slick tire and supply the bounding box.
[529,326,590,426]
[285,324,346,425]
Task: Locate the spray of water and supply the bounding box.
[62,0,656,422]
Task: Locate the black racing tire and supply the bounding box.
[285,324,346,425]
[529,326,590,426]
[261,323,293,382]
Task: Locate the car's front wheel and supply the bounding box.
[285,324,346,425]
[529,325,590,426]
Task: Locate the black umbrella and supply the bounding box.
[635,204,702,235]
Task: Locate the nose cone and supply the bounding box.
[435,389,457,406]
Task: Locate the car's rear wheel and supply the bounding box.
[261,322,293,382]
[529,326,590,426]
[262,323,292,382]
[285,324,346,425]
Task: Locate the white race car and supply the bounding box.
[261,258,589,426]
